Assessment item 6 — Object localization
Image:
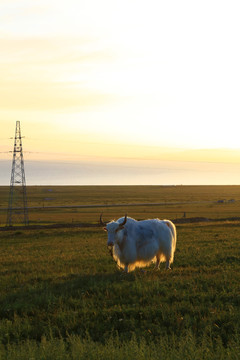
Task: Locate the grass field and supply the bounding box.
[0,186,240,359]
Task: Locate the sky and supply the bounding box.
[1,0,240,185]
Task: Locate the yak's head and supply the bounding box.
[100,214,127,247]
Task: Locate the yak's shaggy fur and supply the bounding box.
[105,216,177,272]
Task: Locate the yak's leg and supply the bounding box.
[124,264,129,273]
[165,259,171,270]
[155,255,160,270]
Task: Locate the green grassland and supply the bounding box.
[0,186,240,358]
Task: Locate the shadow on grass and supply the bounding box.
[1,262,238,347]
[0,266,143,341]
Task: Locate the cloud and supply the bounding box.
[0,34,118,111]
[2,158,240,186]
[0,36,114,64]
[0,79,117,111]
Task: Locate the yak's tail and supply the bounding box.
[163,220,177,262]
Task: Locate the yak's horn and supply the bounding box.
[99,213,107,226]
[119,214,127,227]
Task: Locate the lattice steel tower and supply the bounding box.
[6,121,29,226]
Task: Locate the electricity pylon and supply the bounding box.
[6,121,29,226]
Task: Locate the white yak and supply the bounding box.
[100,214,177,272]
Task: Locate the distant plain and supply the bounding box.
[1,185,240,226]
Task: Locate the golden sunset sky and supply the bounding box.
[1,0,240,184]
